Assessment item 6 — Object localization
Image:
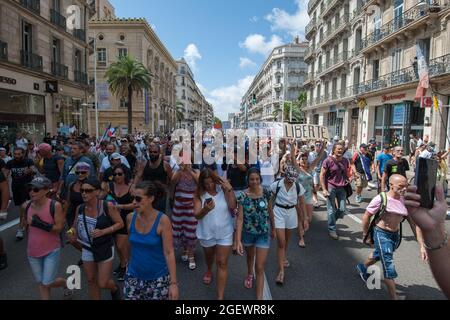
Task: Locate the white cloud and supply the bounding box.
[239,34,284,56]
[265,0,310,38]
[197,83,207,95]
[205,75,255,120]
[239,57,257,69]
[183,43,202,72]
[250,16,258,23]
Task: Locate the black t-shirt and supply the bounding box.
[227,164,249,191]
[103,167,115,183]
[125,154,137,173]
[43,155,63,183]
[5,158,34,184]
[384,158,410,179]
[0,159,5,170]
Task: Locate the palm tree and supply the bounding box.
[176,101,185,128]
[105,55,151,133]
[272,91,308,123]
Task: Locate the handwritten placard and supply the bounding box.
[284,124,329,140]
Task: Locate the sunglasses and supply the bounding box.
[76,171,88,175]
[134,196,143,203]
[113,172,124,177]
[28,187,43,193]
[80,188,96,194]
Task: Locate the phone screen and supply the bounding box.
[205,198,213,205]
[414,157,439,209]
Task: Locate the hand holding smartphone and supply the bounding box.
[414,157,439,209]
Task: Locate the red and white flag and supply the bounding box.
[415,43,430,101]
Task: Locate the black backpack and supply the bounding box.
[25,199,63,246]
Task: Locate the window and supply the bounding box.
[393,0,404,30]
[120,98,129,109]
[52,0,60,12]
[327,112,337,126]
[118,48,128,58]
[52,38,60,63]
[180,66,185,74]
[276,76,281,84]
[391,48,402,73]
[74,49,82,71]
[97,48,106,66]
[372,60,380,80]
[182,77,185,86]
[22,21,33,54]
[278,49,282,54]
[313,114,319,125]
[277,61,281,69]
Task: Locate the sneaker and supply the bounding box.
[356,263,369,283]
[16,228,24,241]
[0,211,7,221]
[329,231,339,240]
[355,195,363,203]
[111,287,122,300]
[0,254,7,270]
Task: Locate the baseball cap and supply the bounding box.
[111,152,121,160]
[360,143,368,149]
[0,147,6,152]
[37,143,52,152]
[28,176,52,189]
[75,162,91,172]
[383,145,391,150]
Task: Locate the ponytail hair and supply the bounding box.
[135,181,166,206]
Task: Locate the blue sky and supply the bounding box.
[110,0,309,120]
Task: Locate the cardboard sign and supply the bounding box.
[284,124,329,140]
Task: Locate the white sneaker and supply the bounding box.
[16,228,25,241]
[329,231,339,240]
[0,212,7,221]
[355,195,363,203]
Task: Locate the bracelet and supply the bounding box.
[423,233,448,251]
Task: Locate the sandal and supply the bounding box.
[276,272,284,286]
[203,271,213,285]
[284,260,290,268]
[188,257,196,270]
[244,275,254,289]
[181,252,188,262]
[298,239,306,248]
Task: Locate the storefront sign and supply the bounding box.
[284,124,329,140]
[382,93,406,103]
[97,83,111,110]
[392,104,405,125]
[0,76,17,85]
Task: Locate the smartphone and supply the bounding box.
[205,198,213,205]
[415,157,439,209]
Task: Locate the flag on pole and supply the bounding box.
[99,122,111,143]
[433,95,440,112]
[415,43,430,101]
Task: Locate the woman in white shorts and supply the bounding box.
[270,166,307,286]
[194,168,236,300]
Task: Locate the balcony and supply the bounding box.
[51,62,68,79]
[308,0,320,15]
[360,0,377,12]
[321,14,351,48]
[20,0,40,14]
[315,96,324,105]
[319,51,351,77]
[74,70,88,85]
[358,65,418,96]
[74,29,86,42]
[304,73,315,86]
[305,46,316,62]
[21,51,42,71]
[50,9,66,30]
[429,53,450,79]
[274,83,283,90]
[305,18,317,39]
[361,2,441,53]
[0,40,7,61]
[321,0,341,19]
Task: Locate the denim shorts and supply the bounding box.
[28,248,61,286]
[199,234,233,248]
[372,227,400,279]
[241,231,270,249]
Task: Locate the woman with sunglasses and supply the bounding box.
[124,181,178,300]
[235,168,274,299]
[291,143,326,247]
[68,179,123,300]
[24,177,68,299]
[194,169,236,300]
[102,164,135,281]
[64,162,91,229]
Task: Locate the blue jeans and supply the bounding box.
[326,187,347,232]
[372,227,400,279]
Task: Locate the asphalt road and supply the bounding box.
[0,185,448,300]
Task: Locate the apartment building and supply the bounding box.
[357,0,450,150]
[240,37,309,125]
[176,58,214,131]
[305,0,450,149]
[88,17,178,135]
[0,0,94,143]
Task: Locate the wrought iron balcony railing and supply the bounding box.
[51,62,68,79]
[21,50,43,71]
[50,9,66,30]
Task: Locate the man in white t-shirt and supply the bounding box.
[15,133,28,150]
[356,174,424,300]
[99,144,130,179]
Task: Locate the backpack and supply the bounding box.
[271,179,301,208]
[364,192,404,249]
[25,199,64,246]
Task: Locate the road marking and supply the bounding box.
[0,218,19,232]
[263,272,272,300]
[317,192,362,224]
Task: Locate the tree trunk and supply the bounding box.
[127,86,133,135]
